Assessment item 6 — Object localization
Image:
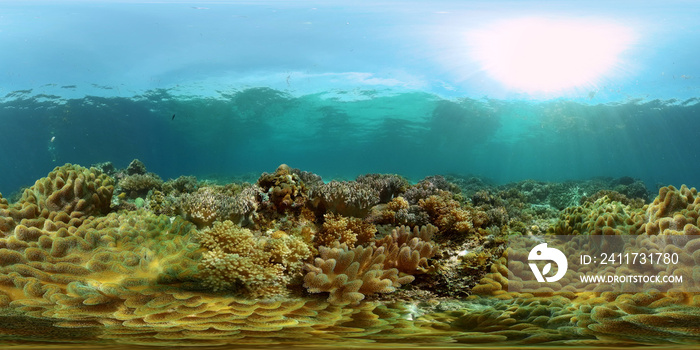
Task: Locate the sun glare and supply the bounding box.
[469,17,634,94]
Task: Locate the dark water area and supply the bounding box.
[2,87,699,196]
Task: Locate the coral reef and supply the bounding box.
[355,173,409,203]
[2,164,699,347]
[304,224,437,305]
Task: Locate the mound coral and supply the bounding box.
[641,185,700,235]
[549,195,644,235]
[0,164,114,232]
[310,180,380,218]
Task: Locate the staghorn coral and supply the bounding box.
[316,213,377,248]
[196,220,311,297]
[310,180,380,218]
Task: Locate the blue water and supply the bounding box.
[1,88,699,195]
[1,1,700,195]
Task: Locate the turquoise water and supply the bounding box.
[1,89,699,195]
[2,1,699,195]
[2,2,700,348]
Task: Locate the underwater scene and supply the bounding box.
[2,1,700,349]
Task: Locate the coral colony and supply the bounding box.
[1,160,699,346]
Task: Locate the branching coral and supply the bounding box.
[197,220,311,297]
[178,187,235,227]
[418,191,488,237]
[316,213,377,248]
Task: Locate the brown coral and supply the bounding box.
[19,163,114,219]
[310,180,380,218]
[197,220,311,297]
[376,224,438,275]
[418,191,488,237]
[316,213,377,248]
[304,244,414,305]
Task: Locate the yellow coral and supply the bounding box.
[197,220,311,297]
[316,213,377,248]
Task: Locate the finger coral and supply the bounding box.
[304,224,437,305]
[304,244,414,305]
[375,224,438,275]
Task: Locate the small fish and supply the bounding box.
[50,136,55,142]
[172,114,176,120]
